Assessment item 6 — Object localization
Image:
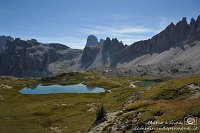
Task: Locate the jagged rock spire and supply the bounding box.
[85,35,98,47]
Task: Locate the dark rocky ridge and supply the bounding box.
[80,46,100,69]
[1,15,200,77]
[81,16,200,75]
[85,35,98,47]
[47,43,69,50]
[101,38,126,66]
[0,36,14,68]
[80,37,127,69]
[111,16,200,66]
[0,38,82,77]
[0,35,14,52]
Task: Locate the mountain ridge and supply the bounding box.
[0,38,82,77]
[0,15,200,77]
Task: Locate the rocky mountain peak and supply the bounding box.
[169,22,175,27]
[27,39,37,43]
[165,22,175,30]
[1,15,200,76]
[182,17,187,22]
[27,39,40,46]
[0,35,13,40]
[104,37,111,44]
[112,38,119,44]
[85,35,98,47]
[0,36,14,53]
[99,39,105,44]
[190,18,195,25]
[47,43,69,50]
[0,37,80,77]
[102,37,111,47]
[176,17,188,29]
[14,38,21,44]
[196,15,200,27]
[164,23,175,33]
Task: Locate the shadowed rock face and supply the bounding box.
[0,38,82,77]
[80,16,200,75]
[113,18,188,63]
[0,36,14,67]
[85,35,98,47]
[0,36,14,52]
[111,16,200,65]
[101,38,126,66]
[80,46,100,69]
[47,43,69,50]
[1,15,200,77]
[80,37,127,69]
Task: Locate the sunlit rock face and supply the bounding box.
[1,16,200,77]
[80,16,200,76]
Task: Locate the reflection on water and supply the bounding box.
[19,83,105,94]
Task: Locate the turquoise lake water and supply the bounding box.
[134,81,156,87]
[19,83,105,94]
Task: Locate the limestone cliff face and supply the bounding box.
[80,37,126,69]
[0,38,82,77]
[0,36,14,68]
[112,16,200,66]
[0,36,14,53]
[101,38,126,66]
[1,16,200,77]
[80,16,200,71]
[80,46,100,69]
[85,35,98,47]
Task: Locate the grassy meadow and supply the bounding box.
[0,73,199,133]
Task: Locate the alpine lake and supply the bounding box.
[19,83,105,94]
[4,72,197,133]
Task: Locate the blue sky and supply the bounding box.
[0,0,199,49]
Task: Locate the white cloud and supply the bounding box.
[5,17,169,49]
[28,36,86,49]
[63,37,86,49]
[111,14,133,21]
[80,24,160,45]
[159,17,169,29]
[81,25,159,35]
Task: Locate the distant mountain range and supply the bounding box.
[0,15,200,77]
[0,38,82,77]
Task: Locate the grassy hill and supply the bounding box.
[0,73,199,133]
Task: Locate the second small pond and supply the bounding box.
[134,81,156,87]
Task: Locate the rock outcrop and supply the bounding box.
[80,46,100,69]
[80,37,127,69]
[0,35,14,52]
[81,16,200,76]
[0,36,14,67]
[1,15,200,77]
[85,35,98,47]
[0,38,82,77]
[112,17,200,65]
